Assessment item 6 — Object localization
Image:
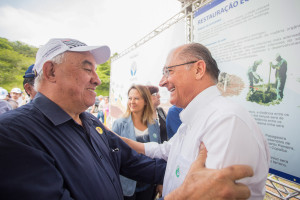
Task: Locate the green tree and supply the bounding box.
[0,49,33,81]
[0,38,13,50]
[11,41,37,57]
[96,59,111,96]
[0,37,37,90]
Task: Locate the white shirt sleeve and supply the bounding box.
[144,133,178,161]
[204,114,269,187]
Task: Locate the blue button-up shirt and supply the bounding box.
[0,93,166,200]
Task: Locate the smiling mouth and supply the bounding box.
[87,88,96,93]
[170,88,175,92]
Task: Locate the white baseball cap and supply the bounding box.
[10,88,22,94]
[34,38,111,75]
[0,87,9,100]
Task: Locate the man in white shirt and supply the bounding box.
[121,43,270,200]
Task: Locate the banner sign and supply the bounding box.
[193,0,300,183]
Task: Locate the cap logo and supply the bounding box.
[62,40,87,49]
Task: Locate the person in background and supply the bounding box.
[146,85,168,142]
[165,105,182,139]
[0,87,12,115]
[23,64,37,102]
[103,96,109,124]
[8,87,22,109]
[91,95,105,122]
[119,43,270,199]
[0,87,10,101]
[112,85,160,200]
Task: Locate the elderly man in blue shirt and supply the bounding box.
[0,38,253,200]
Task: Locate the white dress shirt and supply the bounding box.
[145,86,270,199]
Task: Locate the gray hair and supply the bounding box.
[178,43,220,82]
[34,52,66,91]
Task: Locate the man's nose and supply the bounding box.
[159,75,167,87]
[92,70,101,86]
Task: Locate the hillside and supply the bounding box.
[0,37,37,90]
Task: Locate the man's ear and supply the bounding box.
[24,83,31,95]
[43,61,56,83]
[194,60,206,80]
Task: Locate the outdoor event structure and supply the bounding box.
[110,0,300,199]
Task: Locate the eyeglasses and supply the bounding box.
[162,61,198,77]
[152,92,159,96]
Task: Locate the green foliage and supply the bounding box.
[246,84,280,106]
[96,59,111,96]
[11,41,38,57]
[0,38,13,50]
[0,37,37,91]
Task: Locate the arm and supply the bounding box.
[105,129,166,185]
[110,124,170,160]
[164,144,253,200]
[120,135,145,154]
[203,115,268,185]
[111,120,146,154]
[270,62,279,69]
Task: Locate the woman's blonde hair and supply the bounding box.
[124,84,155,125]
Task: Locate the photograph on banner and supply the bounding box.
[193,0,300,182]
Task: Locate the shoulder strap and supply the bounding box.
[157,107,166,121]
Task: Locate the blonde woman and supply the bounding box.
[112,84,160,200]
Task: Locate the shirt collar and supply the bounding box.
[180,85,221,125]
[33,92,74,126]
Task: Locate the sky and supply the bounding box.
[0,0,182,54]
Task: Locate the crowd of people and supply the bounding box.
[0,38,270,200]
[90,95,110,124]
[0,64,37,115]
